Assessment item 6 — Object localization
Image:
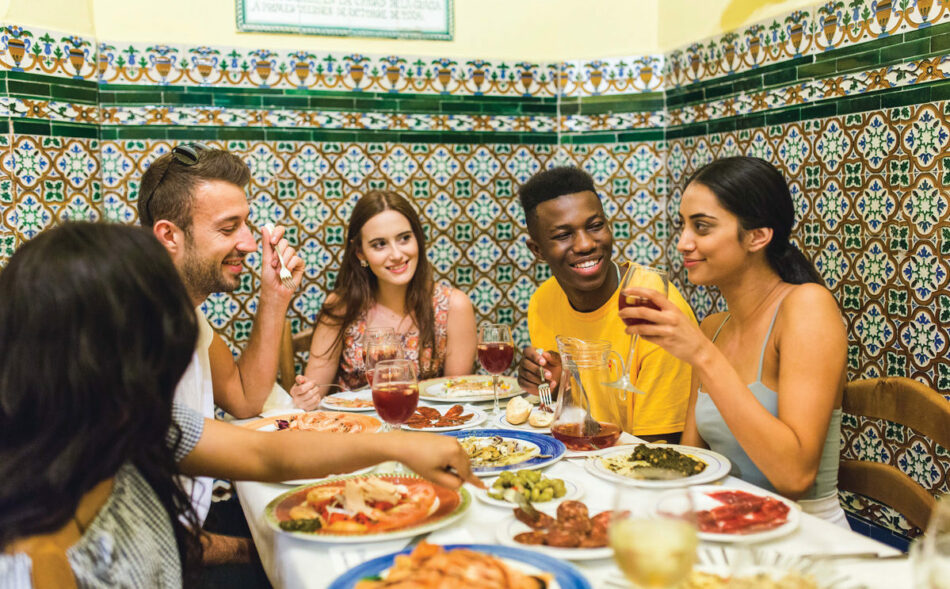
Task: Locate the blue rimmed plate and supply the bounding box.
[441,428,566,477]
[328,543,592,589]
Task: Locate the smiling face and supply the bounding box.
[526,190,616,311]
[676,181,754,286]
[357,209,419,288]
[178,179,256,299]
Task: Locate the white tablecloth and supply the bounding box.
[234,427,911,588]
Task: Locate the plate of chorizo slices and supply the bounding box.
[401,404,487,432]
[497,499,616,561]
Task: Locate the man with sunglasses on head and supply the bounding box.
[139,144,304,581]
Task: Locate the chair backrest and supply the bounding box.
[278,319,314,391]
[840,377,950,531]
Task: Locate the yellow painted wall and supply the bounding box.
[4,0,658,61]
[4,0,827,58]
[658,0,820,51]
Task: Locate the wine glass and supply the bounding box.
[606,263,669,398]
[914,495,950,588]
[477,323,515,416]
[364,327,399,387]
[371,359,419,432]
[609,486,698,589]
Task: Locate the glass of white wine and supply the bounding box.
[609,486,698,589]
[914,494,950,589]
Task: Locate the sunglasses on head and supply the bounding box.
[141,142,210,224]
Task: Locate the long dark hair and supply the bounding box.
[0,222,203,582]
[685,156,823,285]
[316,190,438,377]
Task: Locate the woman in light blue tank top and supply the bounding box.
[618,157,849,527]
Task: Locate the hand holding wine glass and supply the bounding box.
[610,486,698,589]
[606,263,669,398]
[477,323,515,416]
[371,358,419,432]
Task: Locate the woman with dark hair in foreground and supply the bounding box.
[0,222,478,588]
[619,157,848,526]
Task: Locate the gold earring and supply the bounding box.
[360,260,368,267]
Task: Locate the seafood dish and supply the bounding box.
[512,500,616,549]
[600,444,707,480]
[695,489,791,534]
[353,541,552,588]
[405,404,474,429]
[269,475,466,538]
[460,436,540,467]
[273,411,380,433]
[443,376,512,397]
[322,397,375,409]
[419,376,523,403]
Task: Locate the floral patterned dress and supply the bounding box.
[337,282,451,389]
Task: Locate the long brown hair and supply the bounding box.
[317,190,438,377]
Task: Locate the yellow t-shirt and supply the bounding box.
[527,276,696,436]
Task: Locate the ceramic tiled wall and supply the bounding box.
[1,0,947,537]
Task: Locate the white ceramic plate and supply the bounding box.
[419,375,523,403]
[400,405,488,432]
[491,409,553,434]
[265,474,472,544]
[319,388,375,412]
[496,511,613,561]
[585,444,731,488]
[473,476,583,509]
[655,485,800,543]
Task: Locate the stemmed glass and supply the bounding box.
[371,359,419,432]
[364,327,400,387]
[913,495,950,588]
[610,486,698,589]
[606,263,669,398]
[477,323,515,416]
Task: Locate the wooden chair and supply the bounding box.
[839,377,950,531]
[278,319,314,391]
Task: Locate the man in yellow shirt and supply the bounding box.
[516,167,697,442]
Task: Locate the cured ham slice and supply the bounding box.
[696,490,790,534]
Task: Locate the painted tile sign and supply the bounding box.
[236,0,453,40]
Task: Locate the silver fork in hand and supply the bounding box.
[264,223,296,291]
[537,383,554,413]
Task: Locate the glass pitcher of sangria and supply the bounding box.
[550,335,625,451]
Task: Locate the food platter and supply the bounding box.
[441,429,566,477]
[241,410,381,434]
[499,517,613,561]
[495,499,614,561]
[655,485,800,543]
[327,543,592,589]
[585,444,731,488]
[473,474,583,509]
[419,375,522,403]
[400,404,487,432]
[319,388,375,412]
[264,474,470,543]
[492,409,553,434]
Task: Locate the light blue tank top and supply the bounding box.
[694,302,841,500]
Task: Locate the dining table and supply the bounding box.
[234,397,913,589]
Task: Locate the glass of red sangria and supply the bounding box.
[364,327,399,387]
[477,323,515,416]
[371,358,419,431]
[605,263,668,397]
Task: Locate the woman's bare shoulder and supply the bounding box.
[446,286,474,312]
[698,311,729,337]
[782,283,840,315]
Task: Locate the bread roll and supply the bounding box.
[505,396,531,425]
[528,409,555,428]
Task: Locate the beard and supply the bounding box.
[180,236,240,298]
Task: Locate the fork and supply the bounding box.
[537,383,554,413]
[263,223,296,291]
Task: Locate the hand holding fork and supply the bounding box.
[263,222,297,291]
